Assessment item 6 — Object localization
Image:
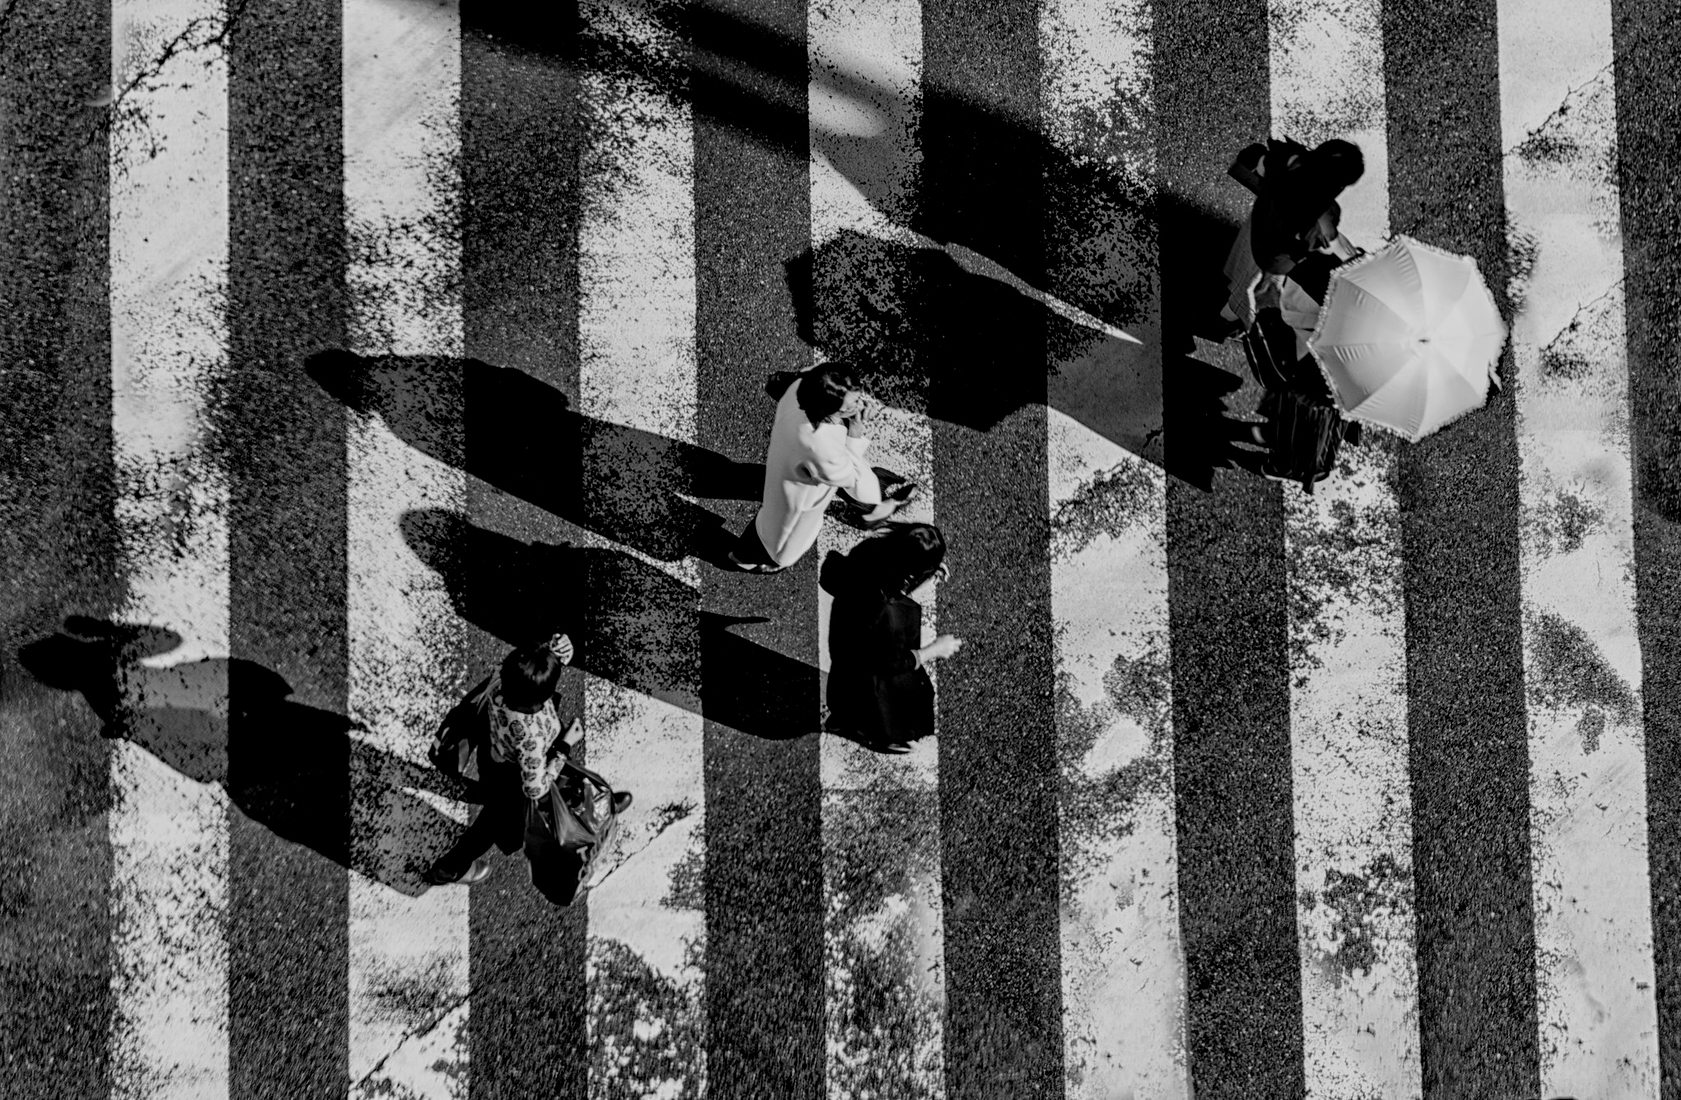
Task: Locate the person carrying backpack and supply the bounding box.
[422,633,632,886]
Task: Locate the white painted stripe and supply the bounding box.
[810,0,934,789]
[108,2,231,1095]
[1498,0,1659,1091]
[808,4,946,1094]
[1040,2,1189,1095]
[1267,4,1422,1097]
[574,1,708,1093]
[341,1,468,1096]
[1265,3,1388,248]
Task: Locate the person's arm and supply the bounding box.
[510,710,561,800]
[507,706,568,800]
[842,395,874,455]
[545,632,573,666]
[1228,142,1267,194]
[799,426,873,489]
[872,601,962,673]
[545,716,583,760]
[910,635,964,669]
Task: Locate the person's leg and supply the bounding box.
[422,804,501,884]
[727,514,785,572]
[423,754,521,884]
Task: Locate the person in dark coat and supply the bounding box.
[1239,137,1365,276]
[822,524,963,754]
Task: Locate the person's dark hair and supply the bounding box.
[869,523,946,595]
[1309,139,1364,191]
[500,644,564,712]
[795,363,858,426]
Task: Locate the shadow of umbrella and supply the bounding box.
[789,226,1256,491]
[306,350,761,564]
[18,619,470,895]
[401,508,824,742]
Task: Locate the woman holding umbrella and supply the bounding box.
[1308,235,1508,441]
[1224,138,1364,333]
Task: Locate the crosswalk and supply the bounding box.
[1267,0,1419,1093]
[4,0,1680,1098]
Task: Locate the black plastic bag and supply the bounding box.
[522,760,623,908]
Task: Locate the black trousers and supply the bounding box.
[731,515,782,568]
[431,757,524,878]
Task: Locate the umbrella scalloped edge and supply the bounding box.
[1307,234,1510,443]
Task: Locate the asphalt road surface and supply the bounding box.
[2,0,1679,1098]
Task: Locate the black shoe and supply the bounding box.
[610,792,633,814]
[422,857,491,886]
[727,548,784,574]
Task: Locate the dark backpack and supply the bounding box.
[523,760,623,907]
[427,675,495,801]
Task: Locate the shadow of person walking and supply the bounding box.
[305,349,761,566]
[18,617,468,895]
[430,0,1270,494]
[400,508,824,742]
[786,225,1255,491]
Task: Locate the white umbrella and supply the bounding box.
[1308,234,1507,441]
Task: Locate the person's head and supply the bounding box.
[796,363,863,425]
[1310,139,1364,191]
[499,643,565,712]
[875,523,946,594]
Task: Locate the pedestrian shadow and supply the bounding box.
[305,350,760,566]
[17,617,468,896]
[401,508,822,742]
[445,1,1263,492]
[787,220,1253,491]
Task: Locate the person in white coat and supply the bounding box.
[729,363,917,573]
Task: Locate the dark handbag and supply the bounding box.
[522,760,623,908]
[1240,312,1296,393]
[1257,389,1345,493]
[428,674,495,800]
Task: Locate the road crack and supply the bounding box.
[348,810,688,1093]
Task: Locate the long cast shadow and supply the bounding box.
[403,508,821,742]
[306,349,761,565]
[18,619,463,895]
[790,223,1252,490]
[450,0,1261,489]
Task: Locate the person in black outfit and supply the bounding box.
[1234,137,1365,276]
[822,523,963,755]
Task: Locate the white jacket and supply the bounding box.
[752,378,882,567]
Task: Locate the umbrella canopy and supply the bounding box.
[1307,235,1507,441]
